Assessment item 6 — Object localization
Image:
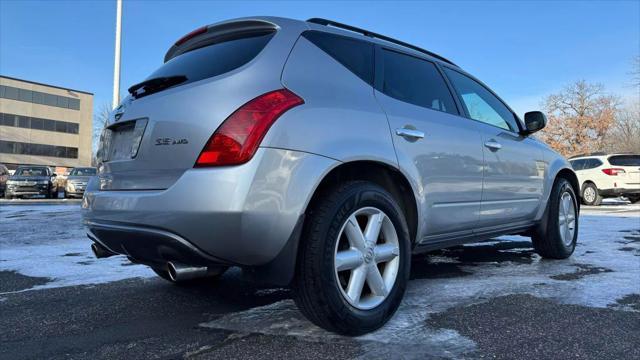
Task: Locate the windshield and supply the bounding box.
[15,167,48,176]
[608,155,640,166]
[70,168,97,176]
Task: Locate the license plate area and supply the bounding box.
[100,119,148,162]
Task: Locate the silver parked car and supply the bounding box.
[64,167,97,198]
[84,17,580,335]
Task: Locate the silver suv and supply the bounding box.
[84,17,579,335]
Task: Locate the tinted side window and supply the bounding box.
[571,160,584,170]
[303,31,374,85]
[444,68,518,131]
[569,160,577,169]
[381,49,457,114]
[585,159,603,169]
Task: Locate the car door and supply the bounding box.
[374,47,485,240]
[443,67,545,228]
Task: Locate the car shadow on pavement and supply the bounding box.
[410,238,535,280]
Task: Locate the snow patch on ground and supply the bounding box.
[201,214,640,358]
[0,204,153,293]
[1,203,639,358]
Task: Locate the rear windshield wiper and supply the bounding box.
[128,75,188,99]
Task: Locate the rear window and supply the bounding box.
[608,155,640,166]
[302,31,374,85]
[144,31,275,90]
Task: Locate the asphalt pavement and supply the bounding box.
[0,203,639,359]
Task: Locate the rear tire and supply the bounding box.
[293,181,411,335]
[581,182,602,206]
[532,178,578,259]
[627,195,640,204]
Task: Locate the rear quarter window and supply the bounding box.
[302,31,374,85]
[380,49,457,114]
[608,155,640,166]
[144,30,275,89]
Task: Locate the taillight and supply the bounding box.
[194,89,304,167]
[602,168,625,176]
[175,26,208,46]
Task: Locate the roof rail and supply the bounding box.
[306,18,457,67]
[568,152,608,159]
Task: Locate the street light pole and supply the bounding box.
[112,0,122,109]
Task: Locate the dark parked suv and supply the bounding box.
[5,166,58,199]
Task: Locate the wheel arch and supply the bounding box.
[247,159,420,287]
[304,160,420,246]
[556,168,580,198]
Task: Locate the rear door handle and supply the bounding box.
[484,140,502,150]
[395,128,425,140]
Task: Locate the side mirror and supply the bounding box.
[523,111,547,135]
[51,173,57,177]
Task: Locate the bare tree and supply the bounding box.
[539,80,619,157]
[92,103,111,166]
[604,101,640,154]
[631,56,640,88]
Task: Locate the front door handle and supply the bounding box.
[484,140,502,151]
[395,128,425,140]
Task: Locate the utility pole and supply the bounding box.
[112,0,122,109]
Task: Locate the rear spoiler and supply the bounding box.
[164,20,278,63]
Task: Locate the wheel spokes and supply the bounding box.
[336,249,364,271]
[563,196,572,214]
[366,265,387,297]
[346,266,367,303]
[374,243,399,263]
[559,214,567,226]
[364,211,384,244]
[344,215,366,251]
[335,207,400,310]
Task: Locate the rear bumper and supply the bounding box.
[82,147,336,267]
[599,187,640,197]
[87,221,231,268]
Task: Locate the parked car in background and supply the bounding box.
[5,165,58,199]
[64,167,97,198]
[569,154,640,205]
[0,163,9,196]
[84,17,580,335]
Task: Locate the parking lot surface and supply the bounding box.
[1,203,639,359]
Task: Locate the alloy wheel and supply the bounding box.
[558,191,577,246]
[334,207,400,310]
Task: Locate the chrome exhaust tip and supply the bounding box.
[91,242,116,259]
[166,262,221,282]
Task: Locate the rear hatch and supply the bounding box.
[607,155,640,188]
[97,18,304,190]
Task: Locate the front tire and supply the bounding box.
[532,178,578,259]
[293,181,411,335]
[581,182,602,206]
[627,195,640,204]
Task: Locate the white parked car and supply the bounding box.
[569,154,640,205]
